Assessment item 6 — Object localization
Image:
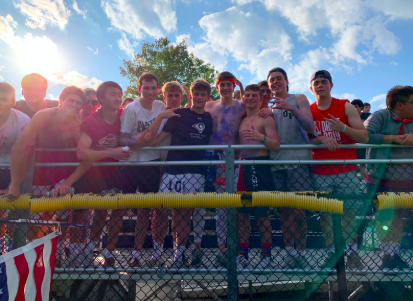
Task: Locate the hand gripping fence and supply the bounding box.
[1,144,413,301]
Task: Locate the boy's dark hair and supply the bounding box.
[258,80,268,88]
[245,84,261,95]
[216,71,236,83]
[351,99,364,107]
[96,81,122,103]
[190,79,211,95]
[138,72,158,87]
[59,86,87,105]
[122,97,134,106]
[386,86,413,109]
[363,102,371,107]
[0,82,16,102]
[84,88,97,99]
[21,73,48,90]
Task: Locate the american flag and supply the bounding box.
[0,231,58,301]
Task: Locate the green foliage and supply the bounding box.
[120,37,219,104]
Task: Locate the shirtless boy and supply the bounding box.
[237,84,280,270]
[204,71,271,267]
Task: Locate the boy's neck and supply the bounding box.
[246,106,259,117]
[101,106,118,124]
[316,95,333,108]
[27,99,47,113]
[220,95,235,106]
[190,106,205,114]
[275,91,289,100]
[140,97,153,110]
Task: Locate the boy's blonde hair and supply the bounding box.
[162,81,184,95]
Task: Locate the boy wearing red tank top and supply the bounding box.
[309,70,368,270]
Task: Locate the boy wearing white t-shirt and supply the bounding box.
[120,72,167,267]
[0,82,30,252]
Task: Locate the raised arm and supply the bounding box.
[182,84,192,108]
[235,79,244,97]
[5,111,46,200]
[325,102,369,143]
[270,94,314,133]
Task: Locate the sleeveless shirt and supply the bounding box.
[310,98,357,175]
[270,94,311,164]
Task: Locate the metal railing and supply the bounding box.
[1,143,413,301]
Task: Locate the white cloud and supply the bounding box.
[0,66,4,71]
[370,93,386,103]
[117,32,136,58]
[14,0,71,30]
[332,93,356,101]
[0,14,18,45]
[391,61,398,66]
[366,0,413,20]
[48,93,58,100]
[87,46,99,55]
[108,44,112,48]
[0,75,4,81]
[177,34,227,71]
[231,0,402,66]
[49,71,102,89]
[197,7,293,82]
[101,0,177,40]
[72,0,86,17]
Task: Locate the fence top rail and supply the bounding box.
[29,158,413,167]
[32,143,413,152]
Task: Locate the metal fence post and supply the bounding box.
[332,213,348,301]
[12,156,35,250]
[225,145,238,301]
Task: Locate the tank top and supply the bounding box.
[270,94,311,164]
[310,98,357,175]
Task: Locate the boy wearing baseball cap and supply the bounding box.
[309,70,368,270]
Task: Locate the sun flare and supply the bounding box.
[15,33,61,80]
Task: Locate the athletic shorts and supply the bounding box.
[238,156,274,217]
[272,166,313,192]
[159,173,205,194]
[119,162,161,193]
[312,170,363,209]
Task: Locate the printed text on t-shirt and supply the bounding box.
[137,118,155,133]
[314,120,341,141]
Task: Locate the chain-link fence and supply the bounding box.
[1,144,413,301]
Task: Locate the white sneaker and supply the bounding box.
[254,257,272,270]
[237,255,249,270]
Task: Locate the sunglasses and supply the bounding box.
[85,99,99,106]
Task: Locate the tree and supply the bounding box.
[120,37,219,104]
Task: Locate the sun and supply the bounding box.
[15,33,61,80]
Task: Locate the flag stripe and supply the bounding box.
[14,253,29,301]
[5,255,19,300]
[33,244,45,301]
[41,236,57,301]
[23,248,37,301]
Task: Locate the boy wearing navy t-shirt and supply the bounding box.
[136,79,213,268]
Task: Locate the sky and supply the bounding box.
[0,0,413,111]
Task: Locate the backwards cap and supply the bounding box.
[267,67,288,80]
[310,70,332,83]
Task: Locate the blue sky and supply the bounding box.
[1,0,413,111]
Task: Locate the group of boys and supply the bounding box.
[0,67,413,271]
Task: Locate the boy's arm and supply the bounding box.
[77,132,133,162]
[309,134,340,151]
[136,131,171,147]
[182,85,192,107]
[54,161,93,196]
[326,102,369,143]
[5,111,46,201]
[262,117,280,152]
[235,79,244,97]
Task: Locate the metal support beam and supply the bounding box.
[333,214,348,301]
[225,146,238,301]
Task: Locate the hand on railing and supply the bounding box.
[1,185,20,202]
[54,182,72,196]
[400,134,413,146]
[104,134,117,148]
[135,129,153,147]
[105,147,134,160]
[318,136,339,151]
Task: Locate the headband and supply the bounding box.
[216,78,237,86]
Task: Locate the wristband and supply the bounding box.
[260,135,267,144]
[341,124,347,133]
